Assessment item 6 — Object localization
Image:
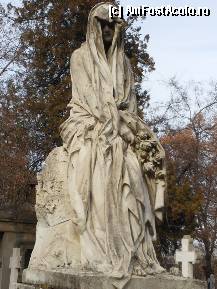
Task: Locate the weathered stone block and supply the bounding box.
[19,269,206,289]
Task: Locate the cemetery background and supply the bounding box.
[0,181,36,289]
[0,0,217,288]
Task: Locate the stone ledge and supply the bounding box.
[16,283,35,289]
[21,269,206,289]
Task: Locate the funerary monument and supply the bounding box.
[18,3,206,289]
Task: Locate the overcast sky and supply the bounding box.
[1,0,216,104]
[119,0,217,104]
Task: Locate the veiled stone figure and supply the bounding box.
[29,2,166,288]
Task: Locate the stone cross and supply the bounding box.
[175,235,197,278]
[9,248,22,289]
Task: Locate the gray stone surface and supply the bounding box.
[9,248,22,289]
[16,284,35,289]
[21,269,206,289]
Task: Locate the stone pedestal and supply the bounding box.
[16,269,206,289]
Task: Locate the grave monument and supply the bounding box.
[9,248,21,289]
[207,274,215,289]
[18,3,206,289]
[175,235,197,278]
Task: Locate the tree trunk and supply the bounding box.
[204,253,212,279]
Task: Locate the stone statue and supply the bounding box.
[207,274,215,289]
[28,3,166,288]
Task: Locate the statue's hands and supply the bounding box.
[118,101,129,111]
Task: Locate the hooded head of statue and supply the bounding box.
[87,3,127,63]
[82,2,136,116]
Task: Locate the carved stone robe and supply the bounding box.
[60,3,165,277]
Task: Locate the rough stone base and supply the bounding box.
[16,269,206,289]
